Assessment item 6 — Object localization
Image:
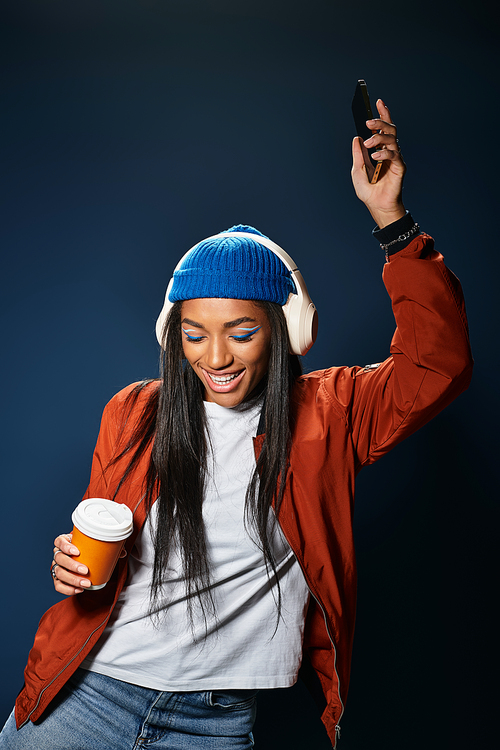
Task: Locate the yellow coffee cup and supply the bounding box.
[71,498,134,590]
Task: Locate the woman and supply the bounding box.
[1,101,472,749]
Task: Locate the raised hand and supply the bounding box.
[351,98,406,229]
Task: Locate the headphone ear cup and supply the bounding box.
[155,278,174,346]
[282,294,302,355]
[282,267,318,356]
[282,292,317,356]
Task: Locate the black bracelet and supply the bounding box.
[373,211,420,259]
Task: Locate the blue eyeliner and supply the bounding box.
[182,325,261,342]
[182,328,203,341]
[233,325,261,341]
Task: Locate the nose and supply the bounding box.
[205,336,234,370]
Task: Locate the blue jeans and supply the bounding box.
[0,669,258,749]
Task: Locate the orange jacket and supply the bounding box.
[15,234,472,747]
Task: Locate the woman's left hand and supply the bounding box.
[351,98,406,229]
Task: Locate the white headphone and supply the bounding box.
[155,232,318,356]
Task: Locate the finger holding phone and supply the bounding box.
[351,86,407,229]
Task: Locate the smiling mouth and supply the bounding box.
[208,372,239,384]
[202,368,245,392]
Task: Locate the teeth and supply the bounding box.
[208,372,239,384]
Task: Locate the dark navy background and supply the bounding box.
[1,2,498,747]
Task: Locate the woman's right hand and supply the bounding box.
[52,533,91,595]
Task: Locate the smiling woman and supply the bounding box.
[2,103,473,750]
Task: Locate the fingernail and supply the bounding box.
[364,138,373,146]
[70,547,79,555]
[366,119,375,125]
[80,579,91,587]
[77,565,88,574]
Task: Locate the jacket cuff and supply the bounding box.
[373,211,420,257]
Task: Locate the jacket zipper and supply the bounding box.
[274,512,345,748]
[300,563,345,748]
[21,610,113,728]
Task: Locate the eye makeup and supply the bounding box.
[232,325,262,341]
[182,327,203,341]
[181,324,262,342]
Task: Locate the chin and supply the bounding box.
[205,391,246,407]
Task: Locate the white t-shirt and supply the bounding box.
[81,398,309,690]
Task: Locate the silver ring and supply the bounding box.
[51,562,58,580]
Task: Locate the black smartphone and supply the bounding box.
[351,79,382,184]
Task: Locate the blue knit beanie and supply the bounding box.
[168,224,296,305]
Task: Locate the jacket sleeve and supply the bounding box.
[324,232,473,468]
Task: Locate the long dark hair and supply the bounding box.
[111,299,301,627]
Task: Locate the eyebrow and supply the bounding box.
[181,316,257,330]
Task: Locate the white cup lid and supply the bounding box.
[72,498,134,542]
